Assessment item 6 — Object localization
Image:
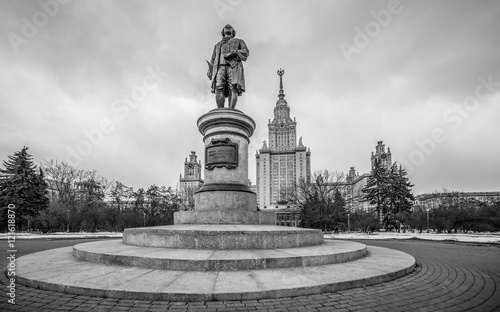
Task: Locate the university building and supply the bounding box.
[414,191,500,209]
[344,141,392,212]
[178,151,204,210]
[270,141,394,226]
[255,69,311,209]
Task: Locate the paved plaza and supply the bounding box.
[1,238,499,311]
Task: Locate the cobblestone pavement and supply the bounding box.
[1,239,499,311]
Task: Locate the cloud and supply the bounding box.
[0,0,499,195]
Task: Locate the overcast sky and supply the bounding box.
[1,0,499,195]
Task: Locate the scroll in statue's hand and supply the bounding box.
[206,60,213,80]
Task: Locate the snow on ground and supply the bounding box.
[0,232,500,244]
[0,232,123,240]
[1,231,499,244]
[325,232,500,244]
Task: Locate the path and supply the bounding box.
[1,239,498,311]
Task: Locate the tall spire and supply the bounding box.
[277,68,286,104]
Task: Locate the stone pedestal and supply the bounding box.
[175,108,275,225]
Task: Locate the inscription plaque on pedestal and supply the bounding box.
[205,138,238,170]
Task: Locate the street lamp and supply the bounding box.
[426,209,430,233]
[67,209,70,233]
[348,213,350,233]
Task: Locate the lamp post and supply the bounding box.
[426,209,430,233]
[67,209,70,232]
[348,213,350,233]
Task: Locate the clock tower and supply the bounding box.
[371,141,392,170]
[179,151,204,210]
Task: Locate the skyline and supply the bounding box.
[1,0,499,195]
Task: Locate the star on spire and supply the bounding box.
[277,68,287,104]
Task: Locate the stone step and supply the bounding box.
[123,224,324,249]
[16,244,416,301]
[174,209,276,225]
[73,239,367,271]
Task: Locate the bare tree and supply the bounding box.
[42,160,88,206]
[109,181,134,211]
[287,169,348,231]
[179,188,196,211]
[41,160,113,232]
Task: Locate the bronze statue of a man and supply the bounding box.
[207,24,249,109]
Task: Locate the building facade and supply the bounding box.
[345,141,393,212]
[256,69,311,209]
[371,140,392,170]
[275,206,301,227]
[344,167,371,212]
[178,151,204,210]
[414,191,500,209]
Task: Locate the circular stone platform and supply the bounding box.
[15,240,415,301]
[73,239,368,271]
[122,224,324,249]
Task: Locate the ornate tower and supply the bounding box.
[268,69,297,150]
[183,151,202,180]
[256,69,311,209]
[179,151,203,210]
[371,141,392,170]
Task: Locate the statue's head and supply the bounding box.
[221,24,236,38]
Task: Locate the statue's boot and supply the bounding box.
[216,92,225,108]
[229,88,238,109]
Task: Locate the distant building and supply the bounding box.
[275,205,300,227]
[256,69,311,209]
[345,141,393,212]
[178,151,203,210]
[45,178,107,202]
[371,141,392,170]
[45,178,59,200]
[344,167,371,212]
[414,191,500,209]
